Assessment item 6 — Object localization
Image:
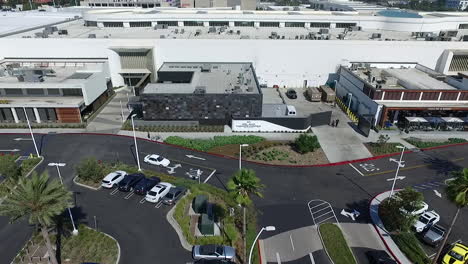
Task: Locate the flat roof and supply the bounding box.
[142,62,259,94]
[381,101,468,108]
[0,96,84,107]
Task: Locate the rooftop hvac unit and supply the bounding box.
[371,33,381,39]
[58,29,68,35]
[201,64,211,72]
[88,34,96,38]
[319,28,329,34]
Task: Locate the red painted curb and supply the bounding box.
[257,239,262,264]
[368,190,403,264]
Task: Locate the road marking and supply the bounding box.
[0,149,20,152]
[445,178,455,185]
[348,163,364,176]
[14,138,32,141]
[290,235,295,251]
[110,188,119,195]
[155,201,163,208]
[309,253,315,264]
[203,169,217,183]
[426,182,441,187]
[185,154,206,160]
[434,190,442,198]
[276,253,282,264]
[124,192,134,200]
[386,176,406,181]
[365,157,465,176]
[139,198,146,204]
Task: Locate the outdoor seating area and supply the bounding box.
[404,116,467,131]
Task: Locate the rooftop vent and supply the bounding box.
[194,86,206,94]
[201,64,212,72]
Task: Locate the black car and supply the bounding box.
[286,89,297,99]
[162,186,187,205]
[366,250,397,264]
[133,177,161,195]
[117,173,145,192]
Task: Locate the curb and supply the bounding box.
[166,193,193,251]
[317,224,336,264]
[73,176,102,191]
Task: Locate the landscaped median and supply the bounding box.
[404,137,467,149]
[0,154,43,197]
[319,223,356,264]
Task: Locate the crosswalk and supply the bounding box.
[412,181,445,191]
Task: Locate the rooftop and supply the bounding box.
[142,62,260,94]
[0,96,84,107]
[350,64,459,91]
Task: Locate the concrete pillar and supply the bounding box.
[203,21,209,27]
[438,92,442,101]
[330,23,336,29]
[178,21,184,27]
[151,21,157,27]
[400,92,404,101]
[11,107,19,123]
[33,108,41,123]
[279,22,285,28]
[97,22,104,28]
[123,22,130,28]
[229,21,235,27]
[305,22,311,28]
[457,92,461,101]
[254,22,260,28]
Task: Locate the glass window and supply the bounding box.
[47,89,60,95]
[26,88,45,95]
[62,89,83,96]
[4,89,23,95]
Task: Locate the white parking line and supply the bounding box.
[110,188,119,195]
[124,192,134,200]
[203,169,217,183]
[349,163,364,176]
[309,253,315,264]
[290,235,295,251]
[276,252,282,264]
[155,201,163,208]
[139,198,146,204]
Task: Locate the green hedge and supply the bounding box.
[391,233,429,264]
[121,121,224,133]
[319,223,356,264]
[366,142,403,156]
[165,135,265,151]
[20,157,42,177]
[405,138,467,149]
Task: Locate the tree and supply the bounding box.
[377,134,390,146]
[294,134,320,154]
[227,169,264,264]
[380,187,424,232]
[432,168,468,264]
[0,172,72,264]
[75,157,105,183]
[0,155,22,181]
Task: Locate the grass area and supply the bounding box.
[319,223,356,264]
[391,233,429,264]
[365,142,403,156]
[404,138,467,149]
[122,121,224,132]
[14,225,119,264]
[165,135,265,152]
[20,156,42,177]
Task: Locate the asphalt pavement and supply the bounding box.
[0,133,467,264]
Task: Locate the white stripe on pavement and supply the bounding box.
[309,253,315,264]
[203,169,217,183]
[290,234,295,251]
[276,253,282,264]
[349,163,364,176]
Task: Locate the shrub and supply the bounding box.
[21,157,42,177]
[379,188,423,232]
[75,158,105,183]
[294,134,320,154]
[405,137,467,149]
[391,233,429,264]
[0,155,21,180]
[165,135,265,152]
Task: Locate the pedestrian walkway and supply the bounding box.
[369,191,412,264]
[86,87,132,134]
[340,222,389,263]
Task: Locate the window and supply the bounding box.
[259,22,279,27]
[310,22,330,28]
[130,21,152,27]
[157,21,178,26]
[103,22,124,28]
[209,21,229,27]
[459,24,468,29]
[47,89,60,95]
[62,89,83,96]
[234,21,254,27]
[336,23,356,28]
[0,108,14,123]
[26,88,45,95]
[285,22,305,28]
[184,21,203,26]
[4,89,23,95]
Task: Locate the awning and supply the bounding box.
[441,117,464,123]
[423,117,446,123]
[405,117,428,122]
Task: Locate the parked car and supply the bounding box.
[133,177,161,195]
[421,225,445,247]
[413,210,440,233]
[442,243,468,264]
[101,171,127,189]
[188,260,236,264]
[365,250,397,264]
[144,154,170,167]
[145,182,173,203]
[117,173,145,192]
[285,89,297,99]
[162,186,187,205]
[400,201,429,216]
[192,245,235,261]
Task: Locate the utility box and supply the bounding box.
[306,87,321,102]
[192,195,208,214]
[320,85,336,102]
[198,213,214,235]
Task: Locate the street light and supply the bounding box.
[239,144,249,170]
[48,162,78,236]
[23,107,40,158]
[248,226,276,264]
[390,145,406,198]
[131,114,142,171]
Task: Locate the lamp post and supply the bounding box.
[23,107,40,157]
[248,226,276,264]
[48,162,78,236]
[239,144,249,170]
[131,114,142,171]
[390,145,406,198]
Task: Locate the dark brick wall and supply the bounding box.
[141,93,262,123]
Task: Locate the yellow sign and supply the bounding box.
[0,99,9,104]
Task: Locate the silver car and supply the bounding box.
[192,245,235,261]
[422,225,445,247]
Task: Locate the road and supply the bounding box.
[0,133,467,264]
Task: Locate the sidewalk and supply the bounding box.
[369,190,411,264]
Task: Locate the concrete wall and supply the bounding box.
[81,62,110,105]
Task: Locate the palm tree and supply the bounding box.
[227,169,264,264]
[0,172,72,264]
[432,168,468,264]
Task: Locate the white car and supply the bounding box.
[413,210,440,233]
[144,154,170,167]
[400,201,429,216]
[145,182,174,203]
[101,170,127,188]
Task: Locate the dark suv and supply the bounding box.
[118,173,145,192]
[286,89,297,99]
[134,177,161,195]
